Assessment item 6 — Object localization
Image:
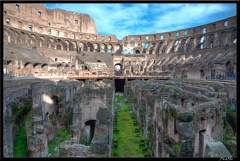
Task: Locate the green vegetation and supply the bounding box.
[10,100,32,125]
[223,121,237,158]
[223,105,237,158]
[48,129,71,157]
[79,133,91,146]
[13,101,32,158]
[13,120,28,158]
[226,108,236,119]
[111,95,153,158]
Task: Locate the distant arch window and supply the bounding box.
[202,27,206,34]
[193,29,196,34]
[102,36,105,40]
[200,44,204,49]
[56,31,59,36]
[94,36,97,40]
[224,21,228,27]
[6,18,10,24]
[131,36,134,40]
[200,36,205,43]
[38,12,41,17]
[212,24,216,30]
[4,11,6,14]
[16,4,19,10]
[174,40,179,46]
[124,49,128,54]
[184,30,188,36]
[160,35,164,40]
[48,29,51,34]
[136,50,140,53]
[144,43,149,49]
[130,49,134,54]
[29,26,32,32]
[18,21,22,28]
[176,32,179,37]
[108,49,112,53]
[87,35,90,39]
[108,37,111,41]
[146,36,149,40]
[101,49,105,52]
[72,33,75,39]
[57,44,61,50]
[97,60,101,62]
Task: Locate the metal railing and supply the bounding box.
[206,75,236,82]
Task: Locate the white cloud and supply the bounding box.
[44,3,236,40]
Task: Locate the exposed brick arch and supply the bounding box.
[24,62,32,69]
[78,41,86,52]
[86,42,94,52]
[33,63,42,69]
[219,31,227,47]
[114,44,122,54]
[38,36,46,48]
[93,43,100,52]
[231,29,237,43]
[100,43,107,53]
[207,34,215,48]
[47,37,55,49]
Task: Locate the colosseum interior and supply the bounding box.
[2,3,237,158]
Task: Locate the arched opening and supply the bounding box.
[200,70,205,79]
[84,120,96,144]
[219,31,227,47]
[143,43,149,53]
[44,112,49,122]
[24,62,31,69]
[136,50,140,54]
[114,63,122,76]
[181,70,187,78]
[226,61,234,76]
[57,44,62,50]
[34,72,38,77]
[115,79,125,92]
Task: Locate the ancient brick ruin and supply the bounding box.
[124,80,233,157]
[3,3,236,158]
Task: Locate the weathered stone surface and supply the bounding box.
[204,141,232,158]
[177,112,193,122]
[90,134,109,155]
[176,122,195,138]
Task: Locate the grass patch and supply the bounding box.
[13,120,28,158]
[111,95,153,158]
[48,129,71,157]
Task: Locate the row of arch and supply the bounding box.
[4,26,236,55]
[4,26,123,54]
[123,28,236,55]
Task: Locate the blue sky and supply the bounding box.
[44,3,236,40]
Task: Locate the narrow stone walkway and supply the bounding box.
[111,94,153,158]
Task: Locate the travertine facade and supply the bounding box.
[3,3,236,158]
[3,3,237,79]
